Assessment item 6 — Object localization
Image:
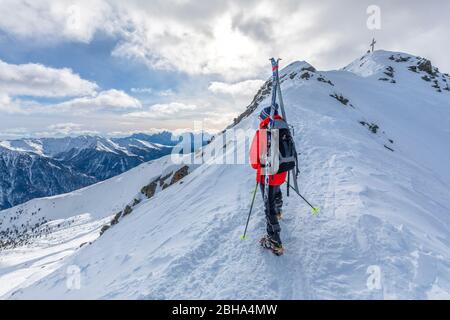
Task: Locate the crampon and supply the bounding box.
[260,236,284,256]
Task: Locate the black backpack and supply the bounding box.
[263,118,298,175]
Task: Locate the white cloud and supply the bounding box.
[127,102,197,119]
[56,89,142,111]
[130,87,154,94]
[2,0,450,136]
[0,59,98,97]
[0,127,30,139]
[0,93,29,114]
[208,79,264,97]
[2,0,450,78]
[47,122,82,132]
[131,87,174,96]
[159,89,175,97]
[111,13,266,80]
[0,59,140,114]
[0,0,116,43]
[0,90,142,115]
[43,123,99,136]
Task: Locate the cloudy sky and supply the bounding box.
[0,0,449,138]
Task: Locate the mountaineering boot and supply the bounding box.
[260,235,284,256]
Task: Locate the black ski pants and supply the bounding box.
[260,184,283,244]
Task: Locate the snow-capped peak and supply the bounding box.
[344,50,409,76]
[342,50,450,92]
[280,60,316,77]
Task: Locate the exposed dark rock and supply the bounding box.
[122,205,133,217]
[162,183,170,190]
[141,181,158,199]
[100,224,111,236]
[159,173,172,187]
[301,66,316,72]
[317,76,334,86]
[111,212,122,225]
[418,59,434,75]
[359,121,379,134]
[384,66,394,78]
[171,166,189,185]
[330,93,350,106]
[300,72,311,80]
[79,242,90,248]
[390,55,411,63]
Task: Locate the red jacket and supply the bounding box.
[249,115,287,186]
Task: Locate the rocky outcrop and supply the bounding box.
[141,181,158,199]
[301,65,317,72]
[100,225,111,236]
[141,166,190,200]
[359,121,379,134]
[330,93,351,106]
[300,72,312,80]
[171,166,189,185]
[122,205,133,217]
[100,165,191,238]
[417,59,434,75]
[317,76,334,86]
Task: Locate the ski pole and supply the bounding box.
[241,182,259,240]
[288,184,320,215]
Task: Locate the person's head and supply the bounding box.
[259,104,279,120]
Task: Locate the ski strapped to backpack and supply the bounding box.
[267,58,319,215]
[262,58,281,220]
[267,58,299,183]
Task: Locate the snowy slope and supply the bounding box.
[1,50,450,299]
[0,155,191,297]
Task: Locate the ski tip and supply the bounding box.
[311,207,320,215]
[240,235,247,240]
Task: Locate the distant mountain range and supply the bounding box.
[0,131,210,209]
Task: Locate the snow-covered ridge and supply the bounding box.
[1,50,450,299]
[0,153,194,297]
